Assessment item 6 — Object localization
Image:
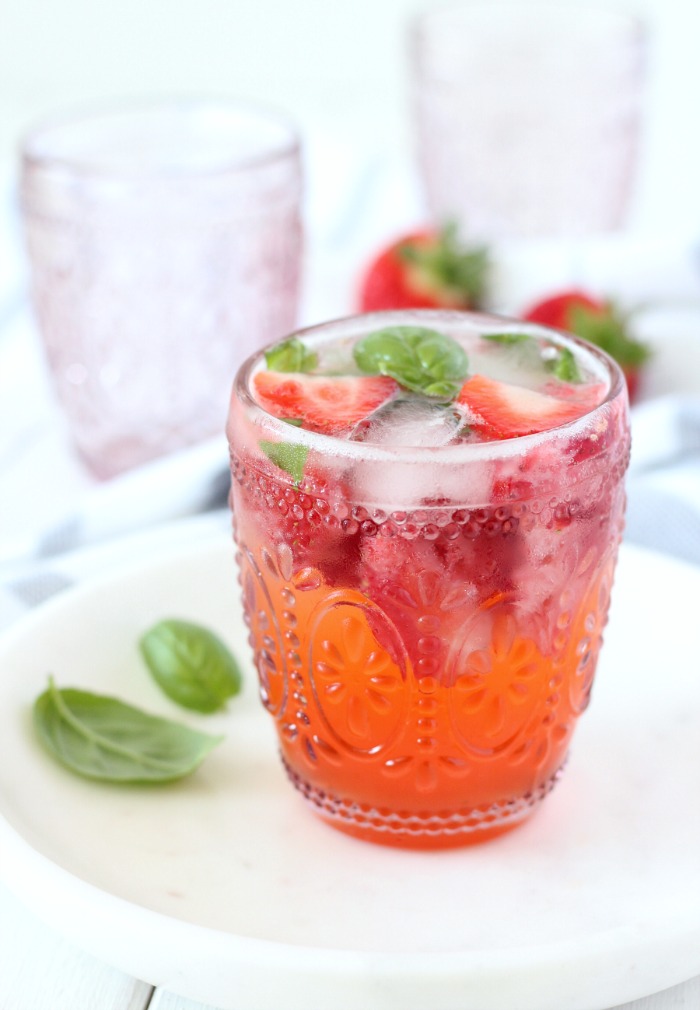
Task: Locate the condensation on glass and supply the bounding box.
[226,310,631,848]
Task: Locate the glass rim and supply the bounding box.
[19,96,301,182]
[232,308,626,466]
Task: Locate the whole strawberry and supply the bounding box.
[358,223,489,312]
[522,290,651,402]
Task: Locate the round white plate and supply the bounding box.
[0,537,698,1010]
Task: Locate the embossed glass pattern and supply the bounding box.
[21,101,303,477]
[410,3,646,238]
[227,311,630,848]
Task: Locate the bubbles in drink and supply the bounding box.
[229,311,629,846]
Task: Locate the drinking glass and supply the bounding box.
[20,100,303,478]
[227,310,630,848]
[410,2,647,239]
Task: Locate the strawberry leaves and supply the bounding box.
[568,303,651,369]
[398,223,490,308]
[523,291,652,372]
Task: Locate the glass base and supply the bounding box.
[282,757,566,849]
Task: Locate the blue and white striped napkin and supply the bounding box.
[625,395,700,565]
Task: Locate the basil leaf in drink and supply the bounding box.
[140,619,242,713]
[259,440,308,484]
[484,331,584,383]
[264,337,318,373]
[33,677,222,783]
[548,346,583,383]
[482,332,530,345]
[353,326,468,399]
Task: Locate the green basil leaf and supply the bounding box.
[484,331,584,384]
[482,332,530,345]
[548,346,583,383]
[260,440,308,484]
[353,326,468,398]
[264,337,318,373]
[33,677,222,783]
[140,619,242,713]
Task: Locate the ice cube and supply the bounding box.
[469,342,548,392]
[351,397,463,448]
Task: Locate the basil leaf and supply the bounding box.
[264,337,318,373]
[548,346,583,383]
[353,326,468,399]
[33,677,222,783]
[260,440,308,484]
[140,619,242,713]
[485,331,584,383]
[482,332,530,345]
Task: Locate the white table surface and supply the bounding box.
[1,162,700,1008]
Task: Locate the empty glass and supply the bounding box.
[20,100,303,478]
[410,2,647,240]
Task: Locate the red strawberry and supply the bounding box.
[523,290,603,329]
[358,224,489,312]
[456,374,603,440]
[359,518,523,680]
[522,290,651,402]
[252,371,398,435]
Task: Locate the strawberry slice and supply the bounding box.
[456,374,603,439]
[523,290,603,329]
[253,371,398,435]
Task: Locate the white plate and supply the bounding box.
[0,537,698,1010]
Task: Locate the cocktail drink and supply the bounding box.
[227,311,629,848]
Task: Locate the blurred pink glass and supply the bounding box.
[20,100,303,478]
[410,2,647,240]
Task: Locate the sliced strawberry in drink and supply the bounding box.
[253,371,398,435]
[358,507,527,682]
[456,374,603,440]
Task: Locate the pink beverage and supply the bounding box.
[227,311,630,847]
